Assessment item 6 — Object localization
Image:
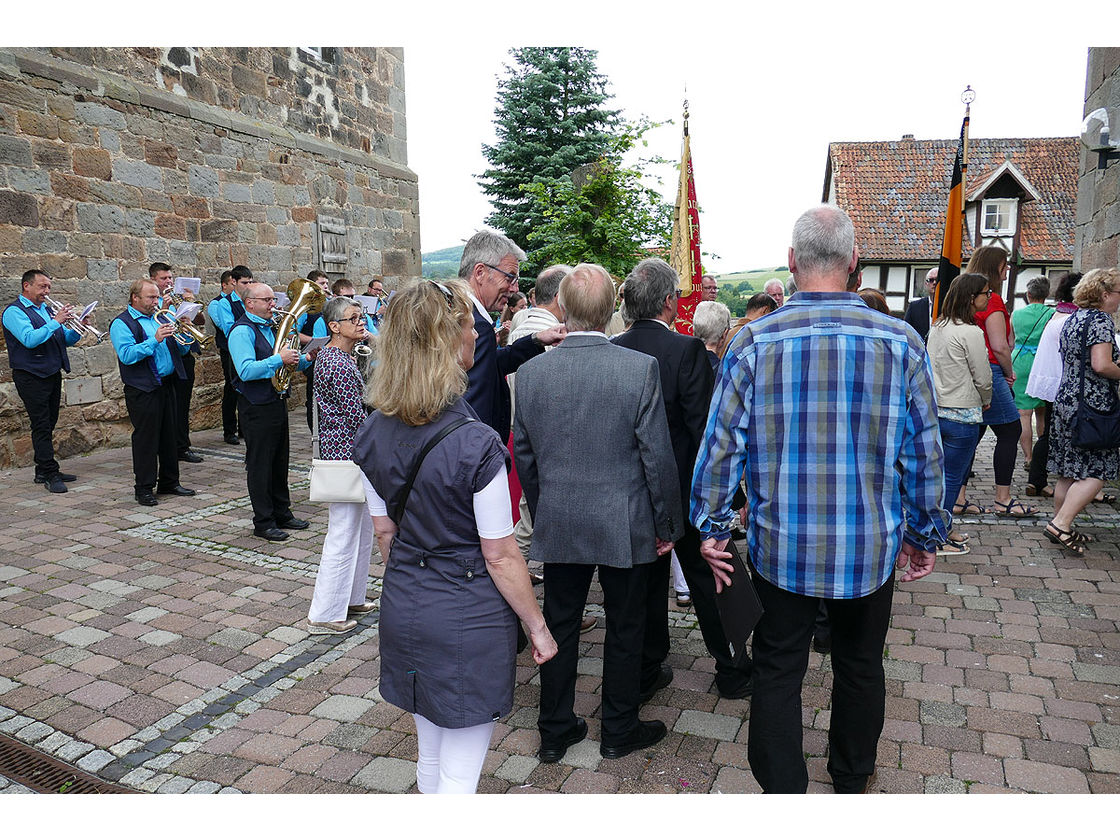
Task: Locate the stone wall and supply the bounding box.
[0,47,419,469]
[1075,48,1120,271]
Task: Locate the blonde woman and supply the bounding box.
[352,279,556,793]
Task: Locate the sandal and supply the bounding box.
[947,530,970,543]
[936,540,970,556]
[993,498,1040,518]
[1024,484,1055,498]
[1091,491,1117,505]
[953,499,988,516]
[1044,522,1085,555]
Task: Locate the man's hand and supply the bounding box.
[895,541,936,582]
[52,304,75,325]
[527,622,558,666]
[655,538,674,556]
[154,323,177,343]
[534,324,567,346]
[700,537,735,594]
[306,346,321,362]
[278,347,300,366]
[179,289,196,302]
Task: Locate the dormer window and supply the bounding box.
[981,198,1017,235]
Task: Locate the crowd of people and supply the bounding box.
[5,203,1118,796]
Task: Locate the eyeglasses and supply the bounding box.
[427,279,455,310]
[248,296,276,303]
[342,315,365,325]
[484,263,520,284]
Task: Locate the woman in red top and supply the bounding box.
[953,246,1039,518]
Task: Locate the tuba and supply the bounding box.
[270,278,325,393]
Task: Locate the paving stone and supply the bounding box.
[310,696,376,723]
[1004,758,1090,793]
[52,627,111,647]
[919,700,966,727]
[496,754,538,784]
[351,756,416,792]
[673,709,742,741]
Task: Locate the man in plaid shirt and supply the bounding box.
[690,204,950,793]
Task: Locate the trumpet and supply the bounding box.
[44,295,108,344]
[154,308,212,349]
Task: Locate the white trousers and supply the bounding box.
[307,499,373,623]
[413,714,495,794]
[671,549,689,595]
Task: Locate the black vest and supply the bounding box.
[3,301,71,376]
[113,310,186,392]
[230,315,283,404]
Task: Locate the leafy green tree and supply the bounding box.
[522,119,673,279]
[478,48,620,272]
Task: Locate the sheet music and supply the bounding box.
[80,300,98,320]
[174,277,201,295]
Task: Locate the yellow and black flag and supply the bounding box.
[933,117,967,319]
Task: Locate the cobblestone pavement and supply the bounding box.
[0,422,1118,794]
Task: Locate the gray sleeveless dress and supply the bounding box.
[353,397,516,729]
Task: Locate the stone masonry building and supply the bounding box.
[1076,48,1120,271]
[0,47,419,469]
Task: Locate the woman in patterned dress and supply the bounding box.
[306,296,375,633]
[1045,268,1120,554]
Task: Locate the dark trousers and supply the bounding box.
[218,347,239,437]
[238,395,293,530]
[173,352,196,455]
[747,566,895,794]
[1028,402,1051,490]
[12,369,62,479]
[124,381,180,493]
[673,525,753,693]
[539,562,648,744]
[639,551,671,689]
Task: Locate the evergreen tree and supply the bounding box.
[478,48,620,274]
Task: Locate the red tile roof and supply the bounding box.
[824,137,1078,263]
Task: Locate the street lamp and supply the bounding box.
[1081,107,1120,170]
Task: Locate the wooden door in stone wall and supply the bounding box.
[316,215,348,280]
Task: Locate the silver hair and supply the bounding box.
[785,277,797,295]
[534,264,571,305]
[763,278,784,293]
[457,229,527,279]
[791,205,855,276]
[322,295,361,326]
[692,301,731,344]
[926,267,938,282]
[558,263,615,332]
[1025,275,1050,302]
[624,258,678,321]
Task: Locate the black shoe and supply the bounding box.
[813,634,832,654]
[157,484,196,497]
[600,720,667,760]
[224,434,240,445]
[36,472,76,484]
[529,572,545,585]
[730,527,747,540]
[639,664,673,704]
[46,475,68,494]
[538,717,587,764]
[717,674,755,700]
[135,490,158,506]
[277,517,309,530]
[178,450,204,463]
[254,527,289,541]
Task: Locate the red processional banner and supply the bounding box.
[670,111,703,335]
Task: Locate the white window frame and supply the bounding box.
[981,199,1017,236]
[299,47,324,60]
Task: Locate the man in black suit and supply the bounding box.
[459,230,565,441]
[614,258,755,701]
[903,267,937,342]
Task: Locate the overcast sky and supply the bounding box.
[32,3,1097,276]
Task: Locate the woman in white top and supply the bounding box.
[926,273,993,555]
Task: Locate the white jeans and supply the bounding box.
[413,714,495,794]
[307,498,373,623]
[671,549,689,595]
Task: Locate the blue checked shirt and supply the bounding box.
[690,292,950,599]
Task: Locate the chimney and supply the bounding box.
[901,133,915,141]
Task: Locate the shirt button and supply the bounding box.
[465,570,474,580]
[418,559,426,568]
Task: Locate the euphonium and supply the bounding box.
[44,295,108,344]
[271,278,325,393]
[154,308,212,349]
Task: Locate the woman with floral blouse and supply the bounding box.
[306,296,375,634]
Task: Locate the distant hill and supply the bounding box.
[422,245,464,279]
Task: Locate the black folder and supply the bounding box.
[715,541,764,668]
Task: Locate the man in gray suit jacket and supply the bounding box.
[514,263,682,763]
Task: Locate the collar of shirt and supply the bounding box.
[127,305,154,322]
[18,295,44,312]
[247,311,272,326]
[638,318,673,330]
[565,330,606,338]
[784,291,863,306]
[467,290,491,323]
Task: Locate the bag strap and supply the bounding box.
[311,393,321,460]
[389,416,474,525]
[1011,305,1052,364]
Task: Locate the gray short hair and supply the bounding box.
[692,301,731,344]
[558,264,615,332]
[534,264,571,305]
[624,258,678,321]
[457,229,527,279]
[791,205,855,276]
[764,278,784,293]
[1025,275,1050,302]
[322,295,360,326]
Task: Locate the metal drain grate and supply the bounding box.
[0,734,134,793]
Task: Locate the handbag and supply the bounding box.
[1071,316,1120,450]
[308,394,368,503]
